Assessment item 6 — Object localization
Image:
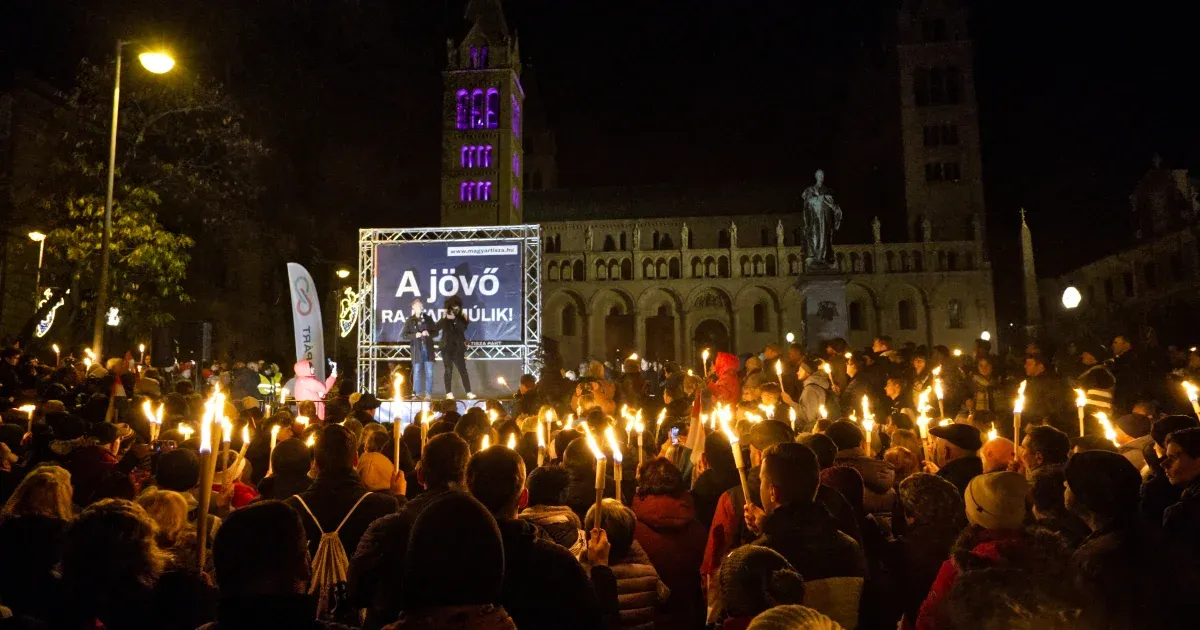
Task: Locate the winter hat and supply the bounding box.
[825,420,865,451]
[1064,450,1141,520]
[719,545,806,618]
[745,356,763,373]
[1115,414,1152,439]
[348,392,363,409]
[43,400,66,414]
[899,473,966,527]
[240,396,260,412]
[930,423,983,452]
[133,378,161,397]
[157,449,201,491]
[86,364,109,380]
[964,471,1028,530]
[747,605,843,630]
[750,420,794,451]
[402,492,504,612]
[1151,415,1199,448]
[800,433,838,470]
[354,394,382,412]
[357,452,395,492]
[820,466,866,518]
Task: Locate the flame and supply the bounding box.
[657,408,667,428]
[604,426,623,463]
[17,404,36,417]
[221,419,233,443]
[822,362,832,376]
[497,376,507,387]
[537,420,546,447]
[421,411,433,425]
[544,408,555,428]
[296,416,310,429]
[280,387,288,405]
[775,360,783,376]
[759,403,776,420]
[52,344,60,354]
[270,424,281,443]
[583,425,606,462]
[393,376,402,401]
[861,395,871,421]
[635,409,644,433]
[789,407,797,423]
[83,357,91,369]
[818,404,828,419]
[844,351,852,360]
[628,352,639,362]
[720,414,739,446]
[1075,388,1087,408]
[564,413,575,430]
[179,423,194,440]
[507,433,517,450]
[938,418,952,427]
[687,369,694,377]
[155,404,164,426]
[745,412,763,424]
[934,380,944,401]
[305,433,316,448]
[987,423,998,441]
[488,409,499,425]
[862,416,875,435]
[199,414,212,454]
[481,434,491,450]
[952,348,963,357]
[1184,381,1199,403]
[702,349,710,361]
[143,400,156,424]
[241,425,250,443]
[932,365,942,377]
[1096,412,1118,447]
[1018,380,1028,396]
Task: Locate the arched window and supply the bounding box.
[596,261,608,280]
[657,260,667,278]
[753,303,768,333]
[652,231,660,249]
[602,235,616,252]
[669,258,681,279]
[511,153,518,176]
[459,182,471,201]
[609,261,619,280]
[469,46,479,68]
[480,46,489,68]
[562,305,577,336]
[741,257,752,276]
[455,90,469,129]
[864,253,875,273]
[766,255,777,276]
[619,233,627,251]
[561,261,572,281]
[913,251,924,272]
[948,299,964,329]
[554,234,561,252]
[483,146,493,168]
[849,301,865,331]
[572,260,584,281]
[480,182,492,201]
[693,258,704,278]
[761,228,770,246]
[548,264,560,282]
[718,230,730,248]
[609,306,622,317]
[512,96,521,138]
[485,89,500,129]
[461,146,471,168]
[620,259,632,280]
[718,256,730,278]
[898,299,916,330]
[471,89,485,129]
[946,251,959,271]
[886,251,896,272]
[643,260,655,279]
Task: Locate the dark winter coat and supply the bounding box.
[196,593,354,630]
[834,448,897,514]
[0,515,68,621]
[1140,469,1183,530]
[1073,522,1200,630]
[1109,350,1146,414]
[402,313,437,362]
[561,465,616,526]
[936,455,983,498]
[1162,476,1200,556]
[518,504,586,556]
[753,501,868,629]
[495,517,613,630]
[229,366,260,400]
[691,466,741,528]
[888,520,964,628]
[348,488,456,630]
[599,541,668,630]
[256,472,312,501]
[632,493,707,630]
[916,526,1072,630]
[283,469,398,561]
[438,311,469,357]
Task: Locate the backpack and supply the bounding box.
[291,492,371,620]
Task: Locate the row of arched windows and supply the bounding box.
[642,258,682,279]
[460,145,493,168]
[846,298,965,331]
[690,256,730,279]
[459,181,492,202]
[738,255,777,277]
[455,88,500,130]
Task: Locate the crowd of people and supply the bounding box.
[2,330,1200,629]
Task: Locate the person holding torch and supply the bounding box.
[779,358,832,432]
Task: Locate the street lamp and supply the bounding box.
[1061,286,1081,309]
[336,268,351,279]
[28,231,46,308]
[92,42,175,360]
[980,330,991,342]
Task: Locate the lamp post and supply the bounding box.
[27,231,45,307]
[91,42,175,361]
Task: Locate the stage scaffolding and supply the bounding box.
[355,225,542,396]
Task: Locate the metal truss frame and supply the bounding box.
[356,224,542,395]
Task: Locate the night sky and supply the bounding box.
[4,0,1199,328]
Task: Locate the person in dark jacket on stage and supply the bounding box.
[401,299,437,400]
[438,295,473,398]
[468,445,618,630]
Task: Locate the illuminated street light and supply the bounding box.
[1062,286,1081,309]
[980,330,991,342]
[336,268,351,279]
[138,52,175,74]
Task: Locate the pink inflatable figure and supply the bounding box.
[292,359,337,419]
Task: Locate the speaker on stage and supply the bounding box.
[178,321,213,366]
[150,326,175,368]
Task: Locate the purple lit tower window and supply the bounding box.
[471,89,485,129]
[460,146,493,168]
[512,96,521,138]
[470,46,478,68]
[480,182,492,201]
[480,46,488,67]
[483,146,492,168]
[512,188,520,208]
[512,154,519,177]
[459,181,471,201]
[455,90,468,130]
[485,89,500,129]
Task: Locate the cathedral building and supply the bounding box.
[441,0,997,367]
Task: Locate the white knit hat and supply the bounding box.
[748,605,843,630]
[964,471,1028,530]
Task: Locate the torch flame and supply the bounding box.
[775,360,783,376]
[628,352,639,362]
[305,433,316,448]
[759,403,776,420]
[199,415,212,455]
[604,426,623,463]
[933,365,942,377]
[720,415,739,446]
[179,423,195,440]
[296,416,309,430]
[822,362,832,376]
[789,407,797,423]
[537,420,546,447]
[818,404,828,419]
[1075,388,1087,408]
[280,387,288,405]
[1184,381,1199,403]
[142,400,155,424]
[1096,412,1118,447]
[481,434,491,450]
[488,409,499,425]
[241,425,250,443]
[861,395,871,421]
[221,419,232,443]
[987,423,998,441]
[507,433,517,450]
[656,408,667,428]
[583,425,606,463]
[564,413,575,430]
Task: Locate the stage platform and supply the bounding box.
[375,397,491,427]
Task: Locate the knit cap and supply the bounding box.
[964,471,1028,530]
[719,545,806,618]
[748,605,843,630]
[357,451,395,492]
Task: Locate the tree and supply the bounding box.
[23,58,269,341]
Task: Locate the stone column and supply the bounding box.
[634,308,647,357]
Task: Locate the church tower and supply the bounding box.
[897,0,985,242]
[441,0,524,227]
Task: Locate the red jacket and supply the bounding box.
[708,353,740,406]
[633,493,707,630]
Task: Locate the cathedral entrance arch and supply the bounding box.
[693,319,730,354]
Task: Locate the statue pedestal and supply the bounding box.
[797,275,848,351]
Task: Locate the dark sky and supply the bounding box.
[4,0,1199,326]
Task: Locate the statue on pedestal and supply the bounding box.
[776,220,785,246]
[729,221,738,247]
[585,226,594,252]
[632,224,641,250]
[681,223,689,250]
[872,216,881,244]
[800,169,842,267]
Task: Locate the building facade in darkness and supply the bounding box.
[441,0,998,367]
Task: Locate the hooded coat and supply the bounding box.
[708,353,741,406]
[797,370,833,430]
[834,447,897,514]
[292,360,337,419]
[593,541,669,630]
[633,493,708,629]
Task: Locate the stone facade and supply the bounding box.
[539,215,995,366]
